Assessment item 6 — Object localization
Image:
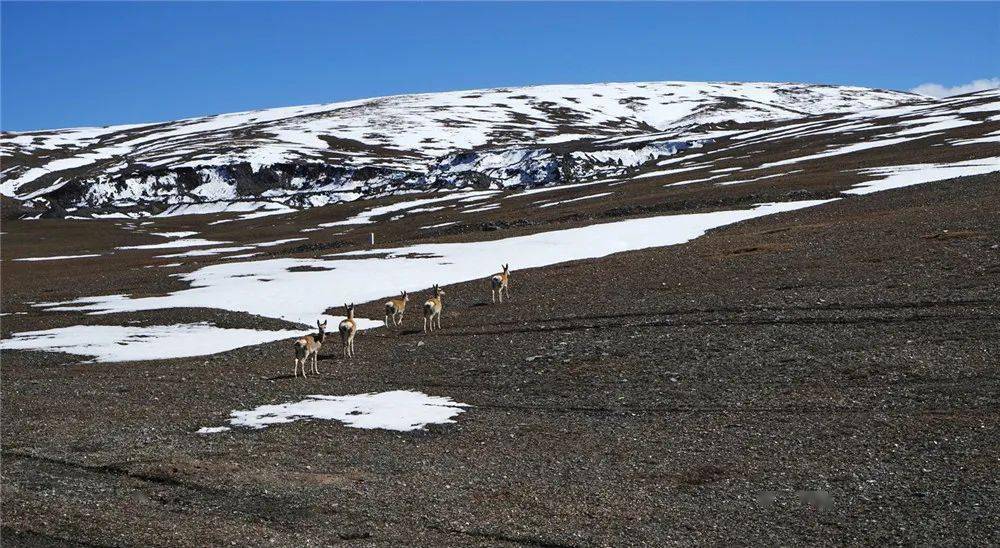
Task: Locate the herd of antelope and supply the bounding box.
[292,264,511,378]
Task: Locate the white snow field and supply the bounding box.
[0,323,302,363]
[3,200,833,363]
[202,390,469,433]
[32,200,831,332]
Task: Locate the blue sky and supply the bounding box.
[2,2,997,131]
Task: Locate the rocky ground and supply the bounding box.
[3,166,999,545]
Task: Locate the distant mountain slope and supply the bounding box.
[0,81,919,216]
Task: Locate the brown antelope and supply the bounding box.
[339,303,358,357]
[490,263,511,303]
[293,320,327,378]
[423,284,446,334]
[384,291,409,327]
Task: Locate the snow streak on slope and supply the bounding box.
[662,88,1000,187]
[13,253,102,262]
[844,157,1000,195]
[31,200,831,327]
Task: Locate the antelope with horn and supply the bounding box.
[293,319,327,378]
[384,291,409,328]
[423,284,446,334]
[339,303,358,357]
[490,263,511,304]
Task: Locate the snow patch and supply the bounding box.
[756,135,935,170]
[13,254,101,262]
[537,192,613,208]
[844,157,1000,195]
[217,391,468,432]
[318,191,497,226]
[151,231,199,238]
[421,221,459,229]
[117,238,229,250]
[461,204,500,213]
[196,426,232,434]
[0,323,302,363]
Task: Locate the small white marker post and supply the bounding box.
[370,232,375,247]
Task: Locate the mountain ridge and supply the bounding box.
[1,80,922,135]
[0,81,928,217]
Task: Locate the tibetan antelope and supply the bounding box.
[490,263,511,303]
[293,320,327,378]
[339,303,358,357]
[423,284,446,333]
[384,291,409,327]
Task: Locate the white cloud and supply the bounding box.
[910,78,1000,98]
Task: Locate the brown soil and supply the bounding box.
[3,169,999,545]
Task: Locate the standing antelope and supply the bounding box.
[384,291,409,327]
[293,320,327,378]
[423,284,446,334]
[490,263,511,303]
[339,303,358,357]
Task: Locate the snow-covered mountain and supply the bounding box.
[1,81,919,216]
